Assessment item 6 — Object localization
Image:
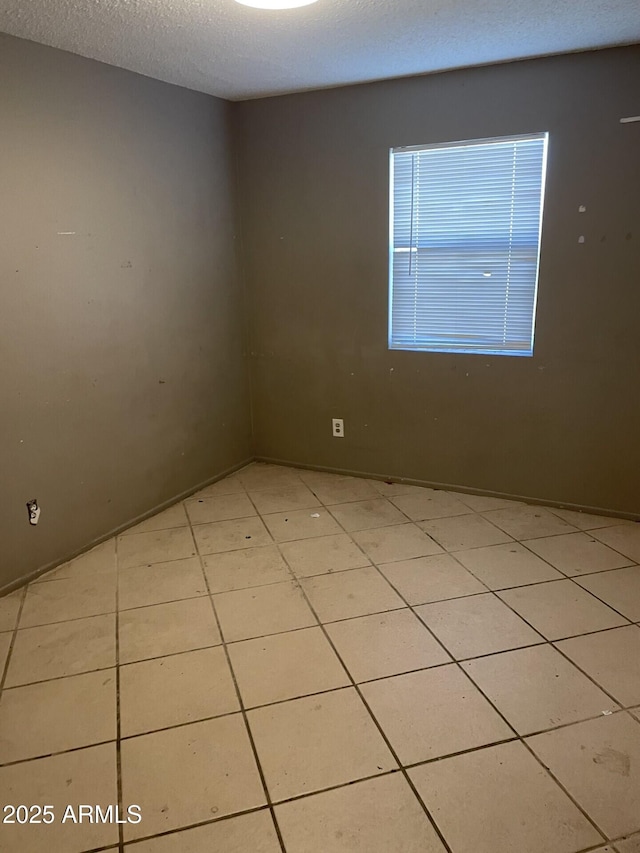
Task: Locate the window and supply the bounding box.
[389,132,548,356]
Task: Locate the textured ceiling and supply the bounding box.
[1,0,639,100]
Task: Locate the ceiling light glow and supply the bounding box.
[235,0,318,8]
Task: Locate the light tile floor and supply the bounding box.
[1,463,639,853]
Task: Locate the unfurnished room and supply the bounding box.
[1,0,640,850]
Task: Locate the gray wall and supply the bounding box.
[236,46,640,516]
[1,35,252,588]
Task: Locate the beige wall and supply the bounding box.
[236,45,640,516]
[2,38,638,590]
[1,35,252,588]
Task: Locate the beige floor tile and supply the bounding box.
[462,645,617,735]
[262,507,342,542]
[309,476,380,505]
[214,581,316,642]
[117,527,196,569]
[325,609,450,682]
[237,463,303,491]
[203,545,290,593]
[0,744,118,853]
[276,773,447,853]
[193,516,272,555]
[362,665,512,764]
[617,835,640,853]
[120,646,239,736]
[20,573,116,628]
[524,532,633,576]
[248,483,320,514]
[482,505,578,540]
[297,469,352,489]
[228,626,349,707]
[5,614,115,687]
[0,669,116,763]
[555,625,640,707]
[0,632,11,674]
[378,553,487,603]
[548,507,632,531]
[353,523,443,564]
[35,539,116,582]
[415,593,543,659]
[576,566,640,621]
[247,687,396,801]
[119,557,207,610]
[498,580,628,640]
[390,489,470,521]
[280,533,370,578]
[189,474,246,498]
[590,524,640,562]
[328,499,407,532]
[185,492,257,525]
[0,590,23,631]
[455,542,565,589]
[449,491,522,512]
[369,480,430,497]
[419,513,513,551]
[300,566,405,622]
[119,598,220,664]
[527,713,640,838]
[122,503,189,536]
[121,715,266,840]
[126,810,281,853]
[409,741,601,853]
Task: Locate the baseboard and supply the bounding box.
[256,455,640,523]
[0,457,255,597]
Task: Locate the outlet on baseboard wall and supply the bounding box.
[332,418,344,438]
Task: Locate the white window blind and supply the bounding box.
[389,132,548,356]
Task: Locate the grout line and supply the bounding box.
[446,569,632,843]
[114,537,125,853]
[118,593,208,614]
[5,610,638,697]
[187,493,288,853]
[271,488,456,853]
[13,606,118,632]
[119,522,192,539]
[515,530,639,578]
[300,491,613,846]
[26,538,639,621]
[451,564,635,724]
[12,572,638,645]
[0,737,117,769]
[519,736,610,841]
[115,792,637,853]
[0,586,29,713]
[2,676,635,773]
[564,574,637,625]
[0,588,27,686]
[291,606,456,851]
[119,803,281,848]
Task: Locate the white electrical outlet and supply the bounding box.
[332,418,344,438]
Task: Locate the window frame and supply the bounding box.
[388,131,549,358]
